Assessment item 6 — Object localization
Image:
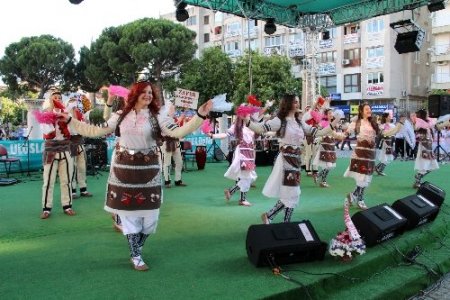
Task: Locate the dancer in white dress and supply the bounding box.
[245,94,332,224]
[344,103,404,210]
[412,110,450,188]
[374,112,395,176]
[210,116,257,206]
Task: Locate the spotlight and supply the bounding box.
[427,0,445,12]
[69,0,84,4]
[175,1,189,22]
[264,18,277,35]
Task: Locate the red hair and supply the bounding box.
[123,81,161,116]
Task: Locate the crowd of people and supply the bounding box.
[31,82,450,271]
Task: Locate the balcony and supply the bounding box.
[431,24,450,35]
[243,27,258,38]
[264,46,285,56]
[318,63,336,76]
[430,44,450,63]
[343,33,360,44]
[289,46,304,58]
[225,49,241,58]
[431,72,450,90]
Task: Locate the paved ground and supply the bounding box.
[409,273,450,300]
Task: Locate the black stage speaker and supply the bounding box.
[417,181,446,207]
[392,195,440,230]
[352,203,407,247]
[394,31,423,54]
[428,95,450,118]
[246,220,327,267]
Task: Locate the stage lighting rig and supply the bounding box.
[264,18,277,35]
[175,1,189,22]
[390,19,425,54]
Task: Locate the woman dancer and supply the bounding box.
[412,110,450,188]
[58,81,212,271]
[312,109,345,187]
[374,112,395,176]
[209,114,256,206]
[245,94,331,224]
[344,103,404,210]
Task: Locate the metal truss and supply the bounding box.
[182,0,433,29]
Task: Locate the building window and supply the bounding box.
[319,51,336,63]
[320,76,337,94]
[344,74,361,93]
[367,72,384,84]
[204,15,209,25]
[204,33,210,43]
[225,41,240,51]
[367,19,384,33]
[344,48,361,60]
[264,35,285,47]
[289,32,303,44]
[344,24,359,35]
[248,39,258,51]
[226,22,241,36]
[186,16,197,26]
[367,46,384,58]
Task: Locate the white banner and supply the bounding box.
[174,88,199,109]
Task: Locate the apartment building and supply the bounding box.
[430,6,450,92]
[162,6,433,115]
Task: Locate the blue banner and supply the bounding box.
[0,133,217,173]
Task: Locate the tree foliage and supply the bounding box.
[121,18,197,81]
[78,18,197,93]
[0,97,27,126]
[0,35,76,98]
[178,47,234,104]
[232,51,301,106]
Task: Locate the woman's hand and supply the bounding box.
[197,100,213,117]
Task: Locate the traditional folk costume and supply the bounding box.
[302,97,327,180]
[312,130,344,187]
[220,124,257,206]
[247,116,331,223]
[68,108,205,269]
[67,99,92,198]
[412,116,450,188]
[162,136,185,187]
[374,122,396,176]
[40,97,75,218]
[344,119,402,209]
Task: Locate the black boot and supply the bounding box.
[239,192,251,206]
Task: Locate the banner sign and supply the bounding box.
[0,134,217,173]
[175,88,199,109]
[366,84,384,96]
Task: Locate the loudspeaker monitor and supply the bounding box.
[428,95,450,118]
[352,203,407,247]
[394,30,424,54]
[417,181,446,207]
[246,220,327,267]
[392,195,440,230]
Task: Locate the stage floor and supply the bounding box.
[0,158,449,299]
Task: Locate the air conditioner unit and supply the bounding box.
[342,59,350,65]
[437,61,448,66]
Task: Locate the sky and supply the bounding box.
[0,0,176,57]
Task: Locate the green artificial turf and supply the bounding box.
[0,158,449,299]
